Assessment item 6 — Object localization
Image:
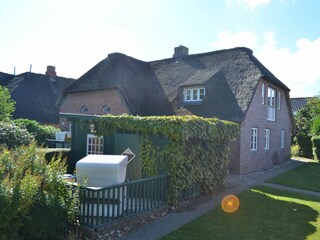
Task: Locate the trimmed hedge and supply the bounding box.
[42,148,73,173]
[80,114,239,204]
[311,136,320,161]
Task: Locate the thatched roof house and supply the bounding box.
[59,46,293,174]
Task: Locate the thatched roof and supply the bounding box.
[60,47,290,122]
[60,53,174,115]
[0,71,74,124]
[0,72,13,85]
[290,97,312,113]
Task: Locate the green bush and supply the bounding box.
[296,134,313,158]
[13,118,60,145]
[311,136,320,161]
[0,122,34,149]
[291,144,300,157]
[311,116,320,136]
[0,144,79,240]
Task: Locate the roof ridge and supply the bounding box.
[149,47,253,64]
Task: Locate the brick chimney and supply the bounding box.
[46,65,56,80]
[173,45,189,57]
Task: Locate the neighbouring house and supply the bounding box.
[58,46,294,174]
[0,66,75,126]
[290,97,313,115]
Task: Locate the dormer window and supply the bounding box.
[184,87,205,102]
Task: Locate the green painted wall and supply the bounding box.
[114,133,141,180]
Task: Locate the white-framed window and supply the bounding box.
[184,87,205,102]
[281,130,285,149]
[267,87,276,121]
[262,83,265,104]
[87,134,104,155]
[264,129,270,150]
[251,128,258,151]
[278,90,281,110]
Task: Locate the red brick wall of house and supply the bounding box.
[237,78,292,174]
[59,89,130,129]
[60,89,130,115]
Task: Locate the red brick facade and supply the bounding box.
[229,78,292,174]
[60,88,130,115]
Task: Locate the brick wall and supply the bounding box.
[238,78,292,174]
[59,89,131,130]
[60,88,130,115]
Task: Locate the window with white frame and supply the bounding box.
[262,83,265,104]
[278,90,281,110]
[87,134,104,155]
[267,87,276,121]
[264,129,270,150]
[184,87,205,102]
[251,128,258,151]
[281,130,285,148]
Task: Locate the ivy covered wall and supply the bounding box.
[77,114,239,203]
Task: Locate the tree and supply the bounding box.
[0,85,15,121]
[294,96,320,158]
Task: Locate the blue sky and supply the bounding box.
[0,0,319,97]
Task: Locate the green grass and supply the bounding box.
[268,162,320,192]
[162,186,320,240]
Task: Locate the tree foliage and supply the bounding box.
[295,96,320,158]
[0,85,15,121]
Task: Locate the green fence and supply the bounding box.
[79,175,168,228]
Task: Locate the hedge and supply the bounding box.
[42,148,73,173]
[80,114,239,204]
[311,136,320,161]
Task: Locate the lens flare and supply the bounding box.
[221,195,240,213]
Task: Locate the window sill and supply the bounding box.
[182,101,202,106]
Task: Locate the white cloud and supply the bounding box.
[210,31,320,97]
[226,0,271,10]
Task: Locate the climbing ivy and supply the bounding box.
[80,115,239,204]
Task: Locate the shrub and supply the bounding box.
[311,136,320,161]
[296,134,313,158]
[13,118,60,145]
[0,121,34,149]
[0,144,79,240]
[311,115,320,136]
[291,144,299,157]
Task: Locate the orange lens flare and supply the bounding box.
[221,195,240,213]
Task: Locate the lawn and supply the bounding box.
[268,162,320,192]
[162,186,320,240]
